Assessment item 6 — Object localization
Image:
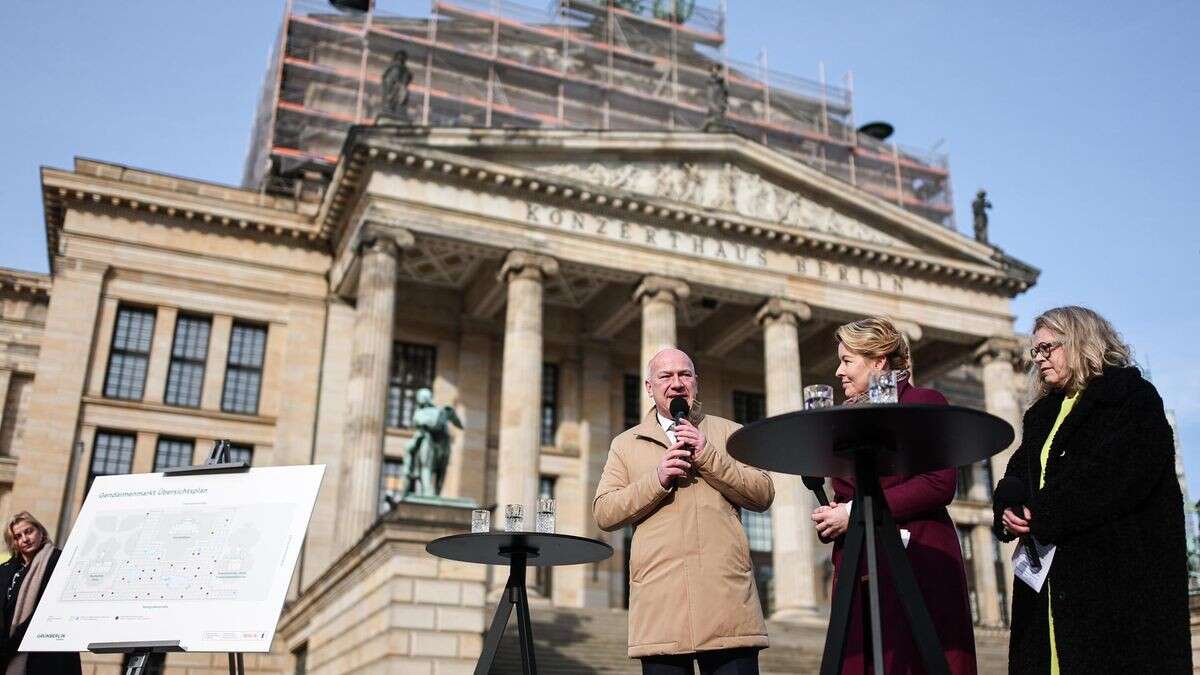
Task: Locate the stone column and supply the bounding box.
[335,227,411,551]
[756,298,821,621]
[971,525,1003,626]
[494,251,558,524]
[634,275,689,412]
[975,336,1023,622]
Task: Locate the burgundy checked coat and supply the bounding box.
[828,379,977,675]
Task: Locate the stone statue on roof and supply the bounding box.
[379,49,414,125]
[703,63,733,132]
[972,189,992,244]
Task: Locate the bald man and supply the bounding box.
[594,348,775,675]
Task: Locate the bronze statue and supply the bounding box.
[379,50,414,124]
[703,63,732,132]
[972,189,992,244]
[403,388,462,497]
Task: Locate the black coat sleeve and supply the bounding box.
[992,409,1035,543]
[1028,387,1175,545]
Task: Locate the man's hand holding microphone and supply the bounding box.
[657,397,707,489]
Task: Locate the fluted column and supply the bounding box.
[976,336,1023,624]
[757,298,821,621]
[495,251,559,524]
[336,227,411,550]
[634,275,689,411]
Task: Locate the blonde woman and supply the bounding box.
[0,512,80,675]
[811,318,977,674]
[994,306,1189,673]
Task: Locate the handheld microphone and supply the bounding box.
[995,476,1041,570]
[669,397,690,426]
[802,476,830,507]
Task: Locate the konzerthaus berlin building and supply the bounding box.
[0,2,1041,672]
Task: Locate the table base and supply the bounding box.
[820,446,951,675]
[475,546,537,675]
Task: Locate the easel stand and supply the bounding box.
[820,444,950,675]
[476,544,536,675]
[88,441,252,675]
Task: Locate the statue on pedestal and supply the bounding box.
[379,50,413,125]
[702,63,733,132]
[404,388,462,497]
[972,189,992,244]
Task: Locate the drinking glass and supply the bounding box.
[535,497,556,534]
[504,504,525,532]
[803,384,834,410]
[868,370,899,404]
[471,509,490,533]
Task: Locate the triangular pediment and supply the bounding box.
[526,159,914,250]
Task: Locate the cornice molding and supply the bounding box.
[320,129,1038,298]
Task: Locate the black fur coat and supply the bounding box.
[993,366,1190,673]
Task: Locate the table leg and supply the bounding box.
[875,497,950,675]
[474,549,538,675]
[819,506,865,675]
[860,491,886,675]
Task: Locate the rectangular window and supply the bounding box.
[386,343,436,428]
[89,430,136,491]
[292,643,308,675]
[980,461,995,500]
[992,538,1009,626]
[379,458,406,513]
[226,443,254,466]
[732,390,767,426]
[536,476,556,596]
[164,314,211,407]
[956,465,974,500]
[103,306,156,400]
[958,526,980,624]
[541,363,559,446]
[623,374,642,429]
[222,322,267,414]
[153,437,194,472]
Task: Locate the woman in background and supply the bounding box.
[994,306,1189,672]
[0,511,81,675]
[811,317,976,674]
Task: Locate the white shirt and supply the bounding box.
[655,411,678,445]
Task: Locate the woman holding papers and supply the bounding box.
[993,306,1189,673]
[811,317,977,674]
[0,511,81,675]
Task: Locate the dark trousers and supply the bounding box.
[640,648,760,675]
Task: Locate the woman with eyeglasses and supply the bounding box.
[993,306,1189,673]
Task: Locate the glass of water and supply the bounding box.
[869,370,899,404]
[471,509,490,533]
[535,497,556,534]
[803,384,834,410]
[504,504,525,532]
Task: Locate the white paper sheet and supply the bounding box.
[1012,537,1056,593]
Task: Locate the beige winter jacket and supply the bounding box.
[593,407,775,658]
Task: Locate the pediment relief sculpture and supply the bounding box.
[530,160,913,250]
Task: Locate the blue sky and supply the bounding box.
[3,2,1198,493]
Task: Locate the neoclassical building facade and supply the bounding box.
[1,126,1036,672]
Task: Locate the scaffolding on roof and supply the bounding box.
[244,0,955,228]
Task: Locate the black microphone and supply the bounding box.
[802,476,830,507]
[669,396,690,426]
[994,476,1041,570]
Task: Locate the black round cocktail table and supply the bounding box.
[427,532,612,675]
[727,404,1013,675]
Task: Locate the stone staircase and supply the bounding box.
[488,607,1010,674]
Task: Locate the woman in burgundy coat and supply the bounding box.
[811,317,977,674]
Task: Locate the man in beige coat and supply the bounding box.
[594,348,775,674]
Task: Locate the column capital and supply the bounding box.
[498,250,558,283]
[974,335,1022,367]
[755,298,812,326]
[633,275,689,305]
[893,319,923,345]
[358,223,414,258]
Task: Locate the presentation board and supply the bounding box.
[21,464,324,653]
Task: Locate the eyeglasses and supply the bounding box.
[1029,341,1062,360]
